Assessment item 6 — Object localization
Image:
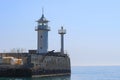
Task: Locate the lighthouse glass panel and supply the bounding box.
[38,23,42,25]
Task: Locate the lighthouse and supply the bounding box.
[35,13,50,53]
[58,27,66,54]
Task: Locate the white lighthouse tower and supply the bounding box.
[35,12,50,53]
[58,27,66,54]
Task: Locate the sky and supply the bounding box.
[0,0,120,66]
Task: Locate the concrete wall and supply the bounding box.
[0,53,71,71]
[31,53,70,70]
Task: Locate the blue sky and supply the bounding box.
[0,0,120,66]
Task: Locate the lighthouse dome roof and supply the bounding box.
[37,14,49,23]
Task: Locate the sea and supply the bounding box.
[0,66,120,80]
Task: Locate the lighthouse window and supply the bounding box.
[39,23,42,25]
[44,23,47,25]
[41,35,43,38]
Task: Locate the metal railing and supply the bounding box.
[58,29,66,34]
[35,26,50,31]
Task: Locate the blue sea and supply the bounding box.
[0,66,120,80]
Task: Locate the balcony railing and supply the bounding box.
[58,29,66,34]
[35,26,50,31]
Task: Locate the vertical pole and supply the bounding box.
[61,33,64,54]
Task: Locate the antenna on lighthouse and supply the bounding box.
[58,26,66,54]
[42,7,44,15]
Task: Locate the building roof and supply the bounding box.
[37,14,49,23]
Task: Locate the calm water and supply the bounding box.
[0,66,120,80]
